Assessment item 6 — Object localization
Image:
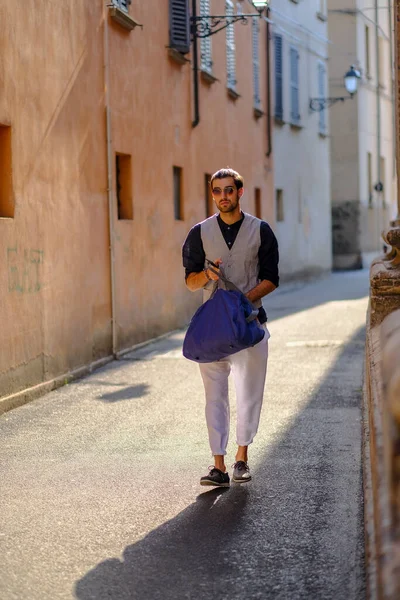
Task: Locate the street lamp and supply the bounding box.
[190,0,268,39]
[309,65,361,112]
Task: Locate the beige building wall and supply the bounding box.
[328,0,397,268]
[270,1,332,279]
[0,0,274,400]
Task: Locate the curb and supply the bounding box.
[0,328,183,417]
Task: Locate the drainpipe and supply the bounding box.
[388,0,396,192]
[266,7,272,157]
[103,3,118,356]
[393,0,400,223]
[375,0,382,246]
[191,0,200,128]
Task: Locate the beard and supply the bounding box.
[217,196,239,213]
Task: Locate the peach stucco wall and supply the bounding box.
[0,0,274,398]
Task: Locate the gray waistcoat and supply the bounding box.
[201,212,262,308]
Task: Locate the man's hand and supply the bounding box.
[186,258,222,292]
[206,258,222,281]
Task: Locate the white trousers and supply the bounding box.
[199,326,270,456]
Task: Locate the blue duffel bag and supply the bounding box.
[183,261,265,363]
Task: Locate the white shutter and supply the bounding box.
[226,0,236,90]
[200,0,213,73]
[252,19,261,108]
[274,34,283,120]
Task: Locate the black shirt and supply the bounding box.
[182,213,279,323]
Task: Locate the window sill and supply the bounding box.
[274,115,285,125]
[201,70,218,85]
[253,107,265,120]
[168,47,190,65]
[318,131,329,139]
[227,87,240,101]
[109,6,142,31]
[316,11,327,21]
[290,121,303,131]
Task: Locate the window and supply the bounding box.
[252,19,261,108]
[255,188,261,218]
[367,152,373,207]
[318,62,327,134]
[205,174,214,217]
[274,35,283,120]
[173,166,183,220]
[276,189,284,222]
[116,153,133,220]
[200,0,213,73]
[113,0,131,12]
[169,0,190,54]
[379,37,386,86]
[0,125,14,218]
[226,0,236,91]
[290,47,300,125]
[365,26,371,78]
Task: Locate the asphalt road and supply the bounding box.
[0,267,370,600]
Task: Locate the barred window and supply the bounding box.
[113,0,131,12]
[226,0,236,90]
[200,0,213,73]
[318,62,326,134]
[252,19,261,108]
[290,46,300,125]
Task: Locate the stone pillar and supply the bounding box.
[370,0,400,325]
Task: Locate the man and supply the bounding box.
[182,168,279,487]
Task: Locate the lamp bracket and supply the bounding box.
[191,13,261,39]
[309,95,353,112]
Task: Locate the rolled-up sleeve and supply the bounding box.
[182,224,205,280]
[258,222,279,287]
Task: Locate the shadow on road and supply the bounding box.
[75,486,246,600]
[96,384,150,403]
[74,326,366,600]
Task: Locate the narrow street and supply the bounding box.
[0,267,369,600]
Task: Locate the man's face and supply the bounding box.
[211,177,242,213]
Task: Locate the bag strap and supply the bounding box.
[205,259,259,323]
[205,259,241,293]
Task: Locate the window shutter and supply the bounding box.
[226,1,236,90]
[318,63,326,133]
[290,47,300,124]
[274,35,283,120]
[200,0,213,72]
[169,0,190,54]
[252,19,261,108]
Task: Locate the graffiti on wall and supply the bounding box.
[331,201,361,254]
[7,247,44,293]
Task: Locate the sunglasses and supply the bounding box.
[212,186,236,197]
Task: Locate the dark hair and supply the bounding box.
[210,168,244,191]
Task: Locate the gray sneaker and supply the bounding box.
[200,467,230,487]
[232,461,252,483]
